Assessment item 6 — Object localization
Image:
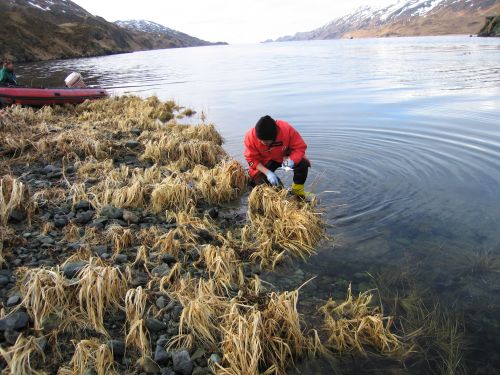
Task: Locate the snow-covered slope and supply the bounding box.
[274,0,500,41]
[115,20,226,47]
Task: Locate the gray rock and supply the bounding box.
[101,205,123,220]
[0,275,10,286]
[43,164,58,174]
[156,335,169,347]
[161,369,175,375]
[152,263,171,278]
[75,210,95,224]
[161,254,177,265]
[209,353,221,364]
[39,236,55,245]
[61,261,87,278]
[108,339,125,358]
[146,318,167,333]
[36,336,48,352]
[75,200,93,211]
[192,367,209,375]
[125,140,140,149]
[191,348,205,361]
[130,128,142,136]
[114,254,128,264]
[123,209,140,224]
[156,296,168,309]
[4,329,21,345]
[138,356,161,374]
[172,350,193,375]
[154,345,171,365]
[54,216,69,228]
[9,208,26,223]
[0,311,30,331]
[6,294,21,307]
[93,245,108,256]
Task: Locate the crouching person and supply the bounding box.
[244,115,310,198]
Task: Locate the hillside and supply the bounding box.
[274,0,500,41]
[0,0,226,63]
[115,20,227,48]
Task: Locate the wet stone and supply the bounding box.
[74,200,93,211]
[156,296,167,309]
[160,254,177,265]
[54,215,69,228]
[130,128,142,136]
[192,367,209,375]
[4,329,21,345]
[209,353,221,364]
[0,275,10,286]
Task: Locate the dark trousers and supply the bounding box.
[251,158,310,186]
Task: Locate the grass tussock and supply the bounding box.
[125,287,150,358]
[318,285,403,355]
[60,339,117,375]
[0,335,46,375]
[76,262,128,335]
[0,175,32,225]
[244,185,324,268]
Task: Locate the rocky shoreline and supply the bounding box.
[0,97,403,374]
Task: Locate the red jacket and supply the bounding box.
[244,120,307,178]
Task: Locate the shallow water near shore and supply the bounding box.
[19,35,500,373]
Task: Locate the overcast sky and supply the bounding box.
[73,0,396,44]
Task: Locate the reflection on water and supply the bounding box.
[19,36,500,373]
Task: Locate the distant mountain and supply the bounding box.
[274,0,500,41]
[0,0,227,63]
[115,20,227,48]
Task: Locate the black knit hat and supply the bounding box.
[255,115,277,141]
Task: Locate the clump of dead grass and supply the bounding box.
[59,339,117,375]
[318,285,403,355]
[0,175,32,225]
[0,335,46,375]
[243,185,324,268]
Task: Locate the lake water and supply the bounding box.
[18,36,500,374]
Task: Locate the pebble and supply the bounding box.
[209,353,221,364]
[39,236,55,245]
[156,335,169,347]
[125,140,140,149]
[6,294,21,307]
[160,254,177,265]
[0,275,10,286]
[75,210,95,224]
[4,330,21,345]
[93,245,108,256]
[0,311,30,331]
[156,296,167,309]
[130,128,142,136]
[61,261,87,278]
[152,263,171,278]
[54,215,68,228]
[172,350,193,375]
[114,254,128,264]
[9,208,26,223]
[108,339,125,358]
[101,205,123,220]
[146,318,167,333]
[74,200,93,211]
[154,345,171,365]
[138,356,161,374]
[123,209,140,224]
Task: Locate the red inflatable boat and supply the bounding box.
[0,86,109,106]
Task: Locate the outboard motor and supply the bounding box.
[65,72,86,88]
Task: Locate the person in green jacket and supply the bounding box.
[0,59,17,86]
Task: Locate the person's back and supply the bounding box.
[0,59,17,86]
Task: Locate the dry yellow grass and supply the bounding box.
[0,335,47,375]
[75,262,128,335]
[0,175,32,225]
[244,185,324,268]
[59,339,117,375]
[318,285,403,355]
[125,287,150,358]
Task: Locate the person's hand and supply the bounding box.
[282,158,295,169]
[265,170,279,186]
